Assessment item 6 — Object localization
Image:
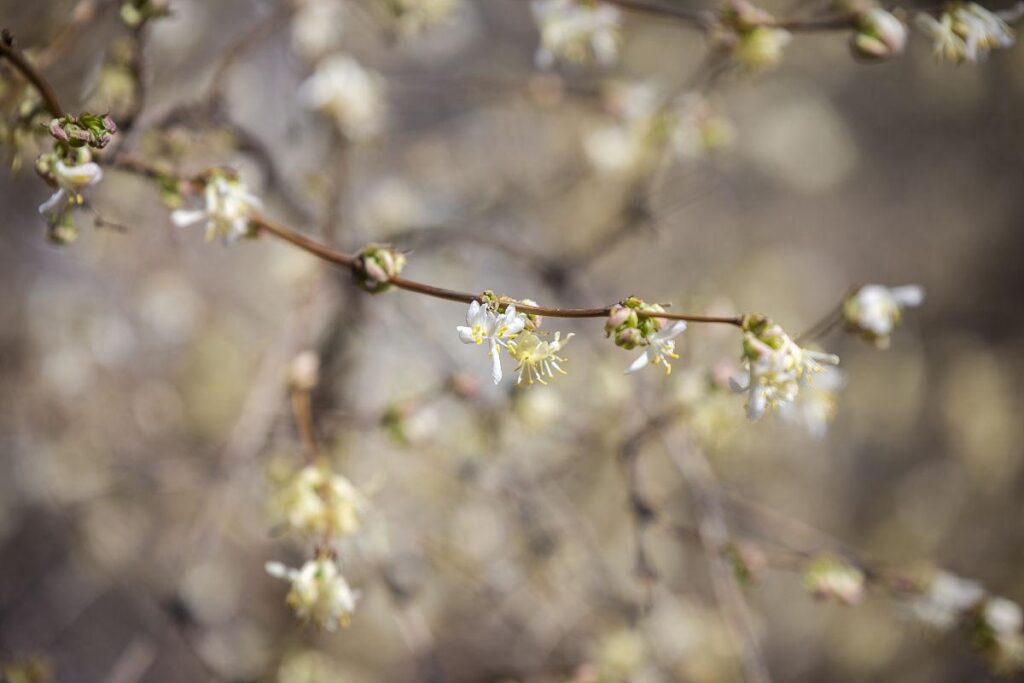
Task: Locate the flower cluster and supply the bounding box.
[531,0,622,69]
[843,283,924,347]
[803,555,866,605]
[36,149,103,243]
[299,54,387,142]
[916,3,1015,63]
[273,463,368,540]
[171,171,262,243]
[730,314,840,420]
[850,7,908,61]
[605,297,688,375]
[357,243,407,293]
[715,0,792,74]
[908,570,1024,671]
[266,557,360,631]
[457,298,574,386]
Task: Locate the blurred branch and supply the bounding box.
[0,30,65,117]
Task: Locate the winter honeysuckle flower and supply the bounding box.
[266,558,360,630]
[671,94,736,160]
[583,80,665,174]
[843,284,924,347]
[626,321,687,375]
[291,0,347,60]
[457,300,526,384]
[171,174,262,243]
[531,0,622,69]
[299,54,386,142]
[732,26,792,73]
[850,8,907,62]
[778,365,845,439]
[508,330,574,385]
[38,156,104,218]
[909,570,985,630]
[803,555,865,606]
[916,3,1014,63]
[274,464,368,539]
[730,315,839,420]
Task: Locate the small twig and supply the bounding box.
[0,30,65,117]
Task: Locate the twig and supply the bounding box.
[0,30,65,117]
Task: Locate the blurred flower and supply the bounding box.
[803,555,865,605]
[909,570,984,630]
[778,365,845,438]
[291,0,347,60]
[274,464,367,539]
[980,597,1024,672]
[531,0,622,69]
[266,558,359,630]
[843,284,924,347]
[626,321,687,375]
[850,8,907,61]
[730,315,840,420]
[583,81,663,174]
[299,55,386,141]
[672,94,736,159]
[171,173,262,243]
[508,330,574,385]
[37,155,103,218]
[457,300,526,384]
[732,25,792,72]
[916,3,1014,63]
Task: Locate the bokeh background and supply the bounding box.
[1,0,1023,681]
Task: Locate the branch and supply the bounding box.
[0,30,65,117]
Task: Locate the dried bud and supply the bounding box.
[850,8,907,61]
[517,298,543,331]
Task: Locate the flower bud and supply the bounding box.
[605,304,632,335]
[616,327,642,349]
[356,243,406,293]
[850,8,907,61]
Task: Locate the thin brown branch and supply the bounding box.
[0,30,65,117]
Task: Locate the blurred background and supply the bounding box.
[1,0,1022,681]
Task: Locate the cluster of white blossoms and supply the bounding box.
[909,571,1024,670]
[730,315,840,421]
[531,0,622,69]
[299,54,387,142]
[604,298,688,375]
[171,172,263,243]
[274,463,368,539]
[843,283,924,348]
[916,3,1015,63]
[266,557,360,631]
[457,299,576,385]
[37,152,103,223]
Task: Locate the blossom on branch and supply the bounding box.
[171,173,262,243]
[916,3,1014,63]
[37,155,103,218]
[843,283,924,347]
[508,330,574,385]
[730,314,840,420]
[531,0,622,68]
[299,54,386,142]
[457,300,527,384]
[273,463,368,540]
[626,322,687,375]
[266,558,360,630]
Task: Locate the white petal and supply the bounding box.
[466,300,481,325]
[456,326,476,344]
[728,374,750,392]
[171,209,206,228]
[490,341,503,384]
[626,350,650,374]
[747,387,767,420]
[38,189,66,215]
[891,285,925,307]
[265,561,289,579]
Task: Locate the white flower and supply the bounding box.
[171,175,262,243]
[275,464,368,539]
[671,94,736,160]
[803,556,865,606]
[583,81,663,174]
[531,0,621,68]
[985,597,1024,636]
[843,284,924,347]
[299,54,386,142]
[730,318,839,420]
[916,4,1014,63]
[733,26,792,73]
[508,330,574,385]
[778,365,845,438]
[266,558,360,630]
[456,300,526,384]
[910,571,985,630]
[38,159,104,216]
[291,0,347,60]
[626,321,687,375]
